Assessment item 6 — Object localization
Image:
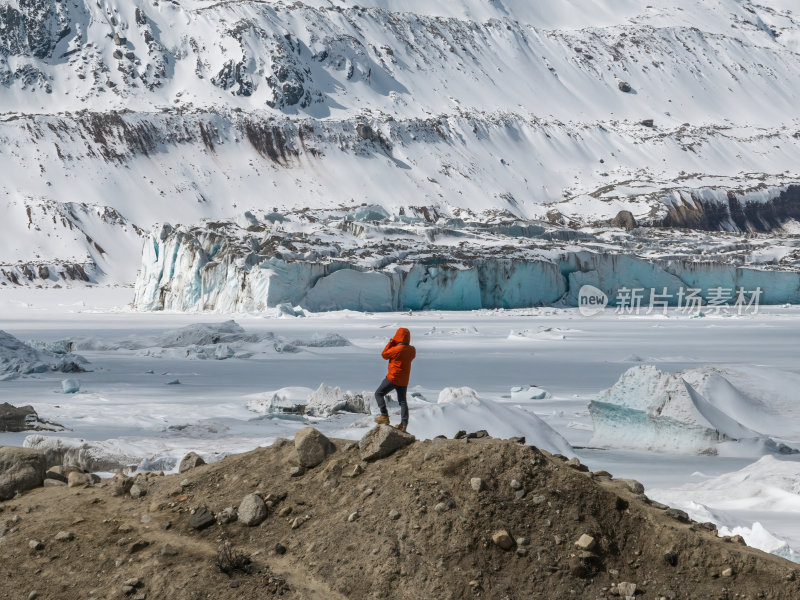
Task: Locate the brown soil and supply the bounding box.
[0,435,798,600]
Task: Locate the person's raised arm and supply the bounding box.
[382,339,400,359]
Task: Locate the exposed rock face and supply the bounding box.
[294,428,336,468]
[0,447,46,500]
[0,403,37,432]
[359,425,415,462]
[611,210,637,231]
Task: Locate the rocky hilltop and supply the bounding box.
[2,0,800,287]
[0,427,798,599]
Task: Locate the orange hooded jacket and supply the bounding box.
[382,327,416,387]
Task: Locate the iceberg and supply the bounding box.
[590,365,800,455]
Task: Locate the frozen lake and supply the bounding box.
[1,287,799,561]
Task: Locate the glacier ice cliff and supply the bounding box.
[132,215,800,312]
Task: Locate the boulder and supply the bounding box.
[0,403,37,432]
[611,210,637,231]
[67,471,91,488]
[44,466,68,483]
[238,493,267,527]
[0,447,46,500]
[178,452,205,473]
[294,427,336,468]
[359,425,415,462]
[618,81,632,93]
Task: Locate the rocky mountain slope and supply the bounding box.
[2,0,800,287]
[1,428,799,599]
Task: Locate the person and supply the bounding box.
[374,327,416,432]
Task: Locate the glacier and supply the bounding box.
[132,216,800,312]
[1,0,800,286]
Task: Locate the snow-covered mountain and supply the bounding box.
[2,0,800,289]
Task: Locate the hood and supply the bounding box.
[392,327,411,344]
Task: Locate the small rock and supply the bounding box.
[466,430,488,439]
[123,578,141,588]
[510,479,522,490]
[28,539,44,551]
[129,484,146,499]
[433,502,449,513]
[491,530,514,551]
[347,511,359,522]
[351,464,364,477]
[216,507,238,525]
[129,540,150,553]
[664,552,678,566]
[514,489,526,500]
[574,534,596,551]
[54,531,75,542]
[618,81,632,93]
[389,509,401,520]
[178,452,205,473]
[278,506,292,517]
[290,516,308,529]
[530,494,546,506]
[470,477,486,492]
[238,493,267,527]
[722,567,733,577]
[122,585,135,595]
[617,582,637,597]
[516,547,528,557]
[188,506,215,530]
[289,466,305,477]
[274,543,286,555]
[43,479,66,487]
[362,488,373,499]
[160,544,178,557]
[28,593,38,600]
[453,430,467,439]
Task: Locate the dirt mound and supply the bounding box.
[0,432,798,600]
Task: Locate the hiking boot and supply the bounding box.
[374,415,390,425]
[395,423,407,432]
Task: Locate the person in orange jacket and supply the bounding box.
[374,327,416,432]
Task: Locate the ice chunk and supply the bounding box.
[289,333,350,348]
[61,379,80,394]
[411,387,573,456]
[0,330,89,377]
[305,384,373,417]
[23,435,140,472]
[155,321,250,348]
[246,387,315,415]
[510,386,549,400]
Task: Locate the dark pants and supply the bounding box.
[375,377,408,425]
